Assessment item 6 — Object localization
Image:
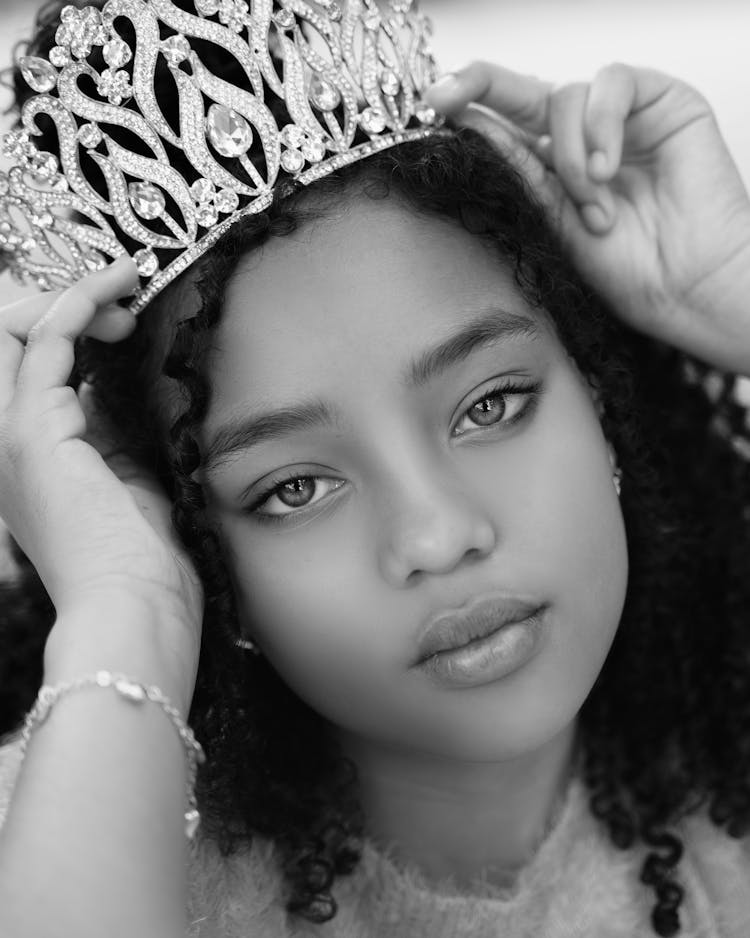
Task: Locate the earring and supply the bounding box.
[613,466,623,497]
[234,636,261,655]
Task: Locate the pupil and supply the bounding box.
[471,395,505,426]
[278,478,315,507]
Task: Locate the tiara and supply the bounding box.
[0,0,447,314]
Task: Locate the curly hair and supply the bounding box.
[2,3,750,936]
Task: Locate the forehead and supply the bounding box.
[203,196,549,412]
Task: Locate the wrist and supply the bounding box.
[44,594,199,716]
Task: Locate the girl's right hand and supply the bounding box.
[0,257,204,697]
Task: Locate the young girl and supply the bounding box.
[0,2,749,936]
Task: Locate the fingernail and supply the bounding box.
[588,150,609,180]
[98,302,132,316]
[425,72,460,99]
[581,202,611,233]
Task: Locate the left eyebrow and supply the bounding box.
[202,307,541,476]
[404,307,541,388]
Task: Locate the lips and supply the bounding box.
[413,595,546,666]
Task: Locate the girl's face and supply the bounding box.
[197,195,628,762]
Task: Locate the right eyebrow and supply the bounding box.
[202,398,337,477]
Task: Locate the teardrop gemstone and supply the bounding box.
[128,182,166,220]
[207,104,253,157]
[20,56,58,93]
[309,75,340,111]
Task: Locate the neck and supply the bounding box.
[337,721,580,891]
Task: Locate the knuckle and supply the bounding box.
[0,412,32,469]
[596,61,630,83]
[44,384,79,411]
[466,59,491,77]
[551,81,588,103]
[555,154,588,189]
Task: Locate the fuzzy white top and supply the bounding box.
[1,735,748,937]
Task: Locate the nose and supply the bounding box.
[378,471,498,587]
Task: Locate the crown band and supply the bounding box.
[0,0,446,314]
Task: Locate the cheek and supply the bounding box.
[222,520,393,720]
[504,376,629,711]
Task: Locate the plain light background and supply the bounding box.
[0,0,748,568]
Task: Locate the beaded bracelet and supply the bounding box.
[19,670,206,840]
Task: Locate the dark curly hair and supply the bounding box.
[2,3,750,936]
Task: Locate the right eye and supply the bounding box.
[251,475,346,520]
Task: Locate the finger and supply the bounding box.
[15,255,139,397]
[0,300,135,411]
[584,64,637,181]
[533,134,554,168]
[586,64,693,181]
[453,102,543,170]
[548,83,616,233]
[83,304,137,342]
[425,61,554,136]
[452,103,558,210]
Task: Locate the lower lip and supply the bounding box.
[419,608,548,688]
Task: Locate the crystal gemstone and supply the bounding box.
[161,35,191,65]
[281,149,305,173]
[310,76,340,111]
[195,0,221,13]
[103,38,132,68]
[134,248,159,277]
[77,124,102,148]
[207,104,253,157]
[33,211,54,228]
[416,105,436,124]
[360,108,386,134]
[380,69,400,96]
[215,189,239,213]
[30,153,59,180]
[196,203,219,228]
[49,46,72,68]
[83,250,106,270]
[20,56,58,93]
[280,125,305,149]
[190,178,215,203]
[273,10,295,29]
[301,138,326,163]
[129,182,166,220]
[114,678,146,702]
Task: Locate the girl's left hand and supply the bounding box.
[425,62,750,377]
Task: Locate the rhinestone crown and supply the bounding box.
[0,0,445,313]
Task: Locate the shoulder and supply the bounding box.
[678,805,750,936]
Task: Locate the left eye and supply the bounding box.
[453,384,536,436]
[255,476,345,517]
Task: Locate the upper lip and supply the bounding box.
[412,595,545,666]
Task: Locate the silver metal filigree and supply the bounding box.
[1,0,446,314]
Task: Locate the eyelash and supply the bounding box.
[246,378,542,524]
